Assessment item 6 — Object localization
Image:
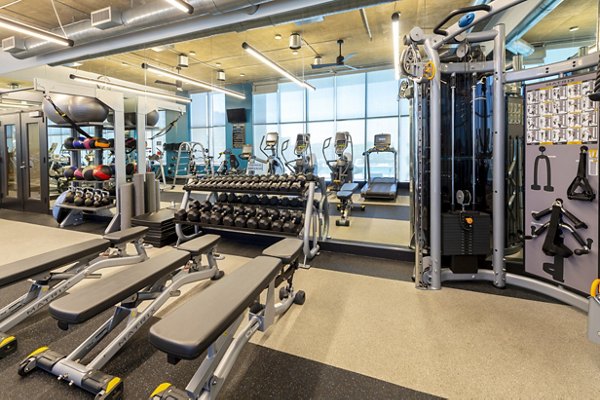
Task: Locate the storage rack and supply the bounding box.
[175,174,329,261]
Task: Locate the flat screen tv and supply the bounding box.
[226,108,247,123]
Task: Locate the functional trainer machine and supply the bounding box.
[282,133,315,174]
[18,235,224,399]
[405,1,600,319]
[362,133,398,200]
[0,226,148,358]
[148,239,305,400]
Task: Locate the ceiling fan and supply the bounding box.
[311,39,357,70]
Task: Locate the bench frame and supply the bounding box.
[18,241,223,400]
[0,232,148,358]
[150,250,305,400]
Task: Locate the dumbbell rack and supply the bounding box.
[52,123,119,228]
[175,175,329,262]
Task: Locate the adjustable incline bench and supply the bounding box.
[335,182,364,227]
[18,234,224,400]
[0,226,149,358]
[148,238,305,400]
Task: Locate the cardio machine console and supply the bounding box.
[295,133,309,155]
[265,132,279,149]
[374,133,392,151]
[334,132,349,156]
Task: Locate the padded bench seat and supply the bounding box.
[49,249,191,325]
[177,235,220,257]
[102,226,148,245]
[0,239,110,288]
[262,238,303,264]
[149,256,282,360]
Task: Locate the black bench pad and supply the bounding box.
[262,238,303,264]
[177,235,220,257]
[340,182,359,193]
[149,256,282,360]
[336,190,353,200]
[49,249,191,325]
[102,226,148,245]
[0,239,110,288]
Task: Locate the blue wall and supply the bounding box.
[225,83,253,169]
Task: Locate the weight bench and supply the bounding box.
[18,234,224,400]
[336,182,364,227]
[149,238,305,400]
[0,226,149,358]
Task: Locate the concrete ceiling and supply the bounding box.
[523,0,597,46]
[0,0,596,92]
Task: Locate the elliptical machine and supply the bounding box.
[282,133,315,174]
[254,132,284,175]
[322,131,364,226]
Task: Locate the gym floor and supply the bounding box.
[0,214,596,399]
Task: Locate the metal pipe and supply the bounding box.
[424,38,442,290]
[492,23,506,288]
[11,0,274,59]
[451,73,456,209]
[471,76,477,207]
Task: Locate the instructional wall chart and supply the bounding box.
[525,72,599,294]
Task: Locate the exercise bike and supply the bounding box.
[216,149,240,175]
[323,131,364,226]
[282,133,315,174]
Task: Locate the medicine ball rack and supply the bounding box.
[52,122,124,228]
[175,174,329,263]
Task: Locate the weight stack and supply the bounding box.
[442,211,491,273]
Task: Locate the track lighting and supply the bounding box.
[164,0,194,14]
[241,42,315,91]
[141,63,245,99]
[392,12,401,80]
[0,15,73,47]
[69,74,192,104]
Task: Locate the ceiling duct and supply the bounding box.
[7,0,274,60]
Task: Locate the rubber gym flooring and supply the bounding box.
[0,213,597,399]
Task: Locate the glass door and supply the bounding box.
[0,112,48,212]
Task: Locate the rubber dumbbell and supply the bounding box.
[234,213,248,228]
[249,195,259,205]
[279,181,291,191]
[240,194,250,204]
[257,210,271,230]
[210,211,223,225]
[187,208,201,222]
[200,211,211,224]
[280,197,290,207]
[227,193,238,203]
[283,215,302,233]
[175,209,188,221]
[217,193,228,203]
[269,196,279,206]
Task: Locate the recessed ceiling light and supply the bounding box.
[569,26,579,32]
[292,50,298,55]
[189,50,196,56]
[216,62,222,67]
[121,62,129,67]
[240,73,246,77]
[274,34,282,40]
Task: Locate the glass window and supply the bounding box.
[366,69,399,118]
[307,77,334,121]
[399,116,410,182]
[335,119,366,180]
[253,92,279,124]
[336,73,366,120]
[306,121,335,177]
[191,93,208,128]
[212,126,227,157]
[212,93,226,126]
[279,83,305,123]
[366,117,398,180]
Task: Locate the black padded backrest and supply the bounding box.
[149,256,282,360]
[0,239,110,288]
[49,249,191,325]
[102,226,148,245]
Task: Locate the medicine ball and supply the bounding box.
[125,138,137,149]
[73,137,86,149]
[126,163,136,175]
[93,165,112,181]
[83,138,96,149]
[74,167,85,180]
[94,138,110,148]
[63,137,75,149]
[63,165,77,179]
[83,166,96,181]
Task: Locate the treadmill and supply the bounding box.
[361,133,398,200]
